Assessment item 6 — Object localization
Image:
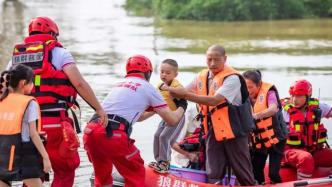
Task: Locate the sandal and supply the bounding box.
[148,161,158,169]
[153,160,170,174]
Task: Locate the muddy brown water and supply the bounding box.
[0,0,331,186]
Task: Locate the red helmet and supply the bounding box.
[28,17,59,36]
[126,55,153,74]
[289,79,312,96]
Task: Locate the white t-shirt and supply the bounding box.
[171,105,200,167]
[175,106,201,143]
[186,72,242,106]
[102,76,167,124]
[22,100,39,142]
[7,47,75,70]
[282,103,332,123]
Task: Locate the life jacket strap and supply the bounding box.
[38,78,72,86]
[41,109,81,134]
[32,92,74,104]
[40,103,68,110]
[255,134,277,144]
[209,102,228,115]
[255,116,270,123]
[254,125,273,134]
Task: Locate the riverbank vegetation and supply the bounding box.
[125,0,332,21]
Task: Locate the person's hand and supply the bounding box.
[173,98,188,111]
[170,87,188,99]
[159,83,169,91]
[253,112,263,120]
[43,156,52,173]
[96,108,108,128]
[187,152,199,162]
[160,83,187,99]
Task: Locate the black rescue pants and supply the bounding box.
[205,128,255,186]
[251,140,286,184]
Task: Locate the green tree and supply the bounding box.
[126,0,332,21]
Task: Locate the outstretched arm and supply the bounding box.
[163,85,225,106]
[155,106,185,126]
[161,85,225,106]
[184,91,225,106]
[326,108,332,118]
[137,111,155,122]
[253,103,278,120]
[64,64,108,127]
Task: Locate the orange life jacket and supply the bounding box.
[0,93,41,178]
[283,98,328,149]
[12,34,77,110]
[196,66,254,141]
[252,82,279,149]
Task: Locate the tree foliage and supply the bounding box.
[126,0,332,21]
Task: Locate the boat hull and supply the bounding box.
[144,166,332,187]
[92,166,332,186]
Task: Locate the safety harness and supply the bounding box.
[284,98,328,150]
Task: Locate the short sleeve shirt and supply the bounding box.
[175,106,200,143]
[186,72,242,106]
[21,100,39,142]
[282,103,332,123]
[102,76,167,124]
[267,90,279,108]
[7,47,75,70]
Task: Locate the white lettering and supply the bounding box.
[158,176,172,187]
[0,112,16,120]
[173,180,187,187]
[12,52,44,64]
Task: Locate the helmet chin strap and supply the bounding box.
[144,72,152,81]
[295,95,310,109]
[295,103,307,110]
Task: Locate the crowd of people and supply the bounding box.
[0,16,331,187]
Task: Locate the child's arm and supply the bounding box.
[172,142,198,162]
[29,121,52,173]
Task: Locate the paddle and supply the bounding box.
[293,175,332,186]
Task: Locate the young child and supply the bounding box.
[149,59,186,173]
[0,64,51,187]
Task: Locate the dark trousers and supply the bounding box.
[205,128,255,186]
[251,140,286,184]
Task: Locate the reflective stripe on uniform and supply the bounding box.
[43,124,61,128]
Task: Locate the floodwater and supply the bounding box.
[0,0,331,186]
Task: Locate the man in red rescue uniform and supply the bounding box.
[282,79,332,180]
[8,17,108,187]
[162,44,256,185]
[83,55,188,187]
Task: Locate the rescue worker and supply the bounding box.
[243,69,287,184]
[0,64,51,187]
[83,55,188,187]
[282,79,332,180]
[8,16,107,187]
[162,44,256,185]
